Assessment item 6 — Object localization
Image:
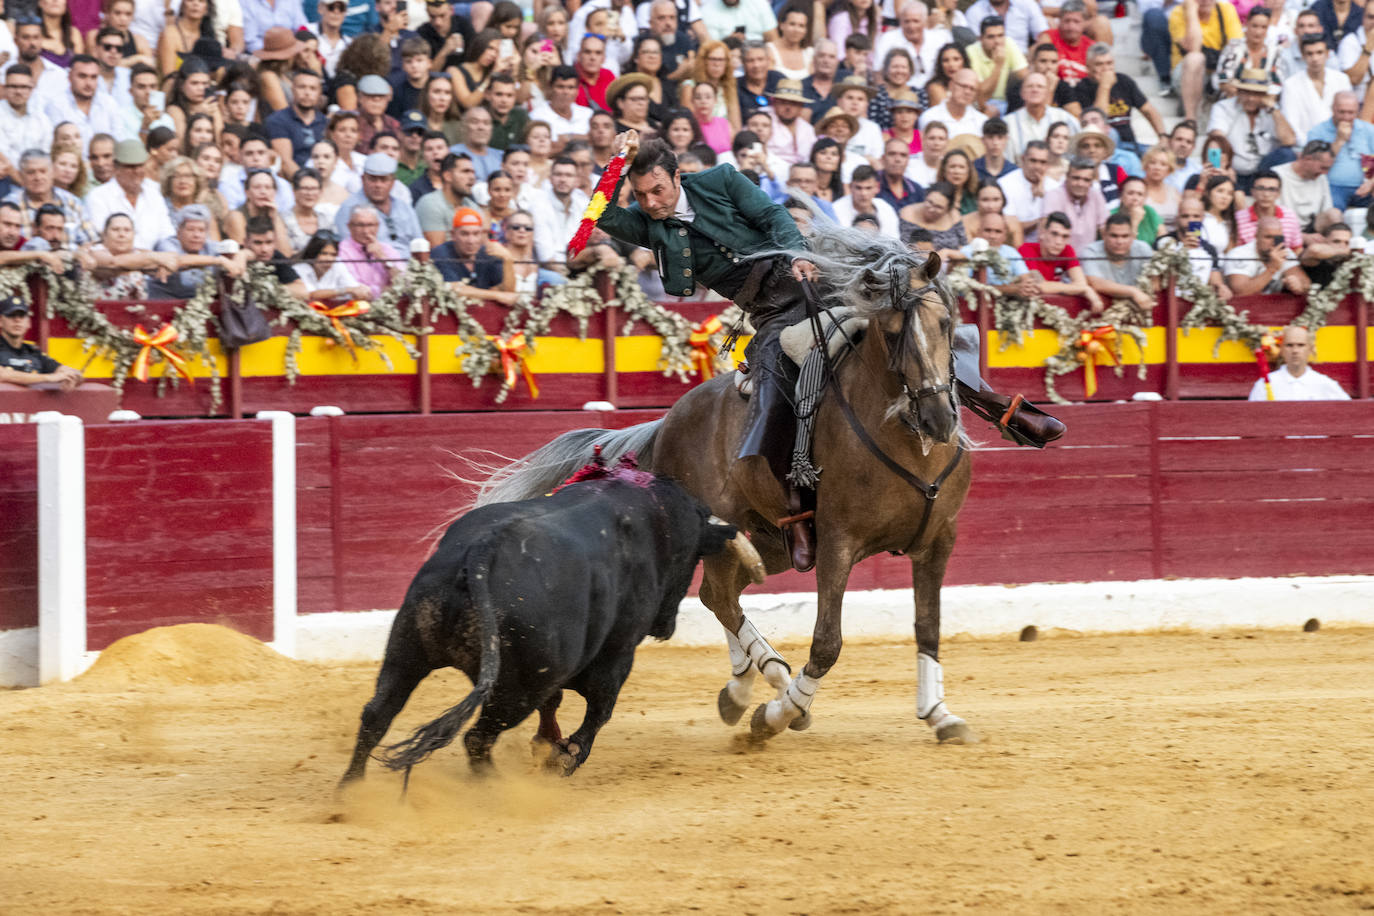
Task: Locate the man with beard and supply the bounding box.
[42,56,118,152]
[335,152,423,249]
[265,70,325,177]
[699,0,777,42]
[417,152,479,248]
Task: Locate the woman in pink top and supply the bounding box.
[827,0,879,52]
[883,90,923,154]
[691,82,733,154]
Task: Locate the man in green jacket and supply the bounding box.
[599,132,1063,570]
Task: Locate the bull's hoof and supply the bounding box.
[718,686,748,726]
[934,718,980,745]
[542,740,582,776]
[749,703,784,741]
[787,709,812,731]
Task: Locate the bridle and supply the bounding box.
[801,273,965,547]
[881,272,959,432]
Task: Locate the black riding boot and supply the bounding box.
[958,383,1066,448]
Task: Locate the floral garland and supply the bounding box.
[1295,251,1374,332]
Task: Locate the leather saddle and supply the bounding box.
[734,308,869,397]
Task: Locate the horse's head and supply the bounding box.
[858,250,960,446]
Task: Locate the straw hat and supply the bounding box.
[888,88,922,110]
[947,133,986,160]
[768,79,809,104]
[816,109,859,137]
[1072,127,1117,159]
[254,26,304,60]
[604,72,654,112]
[1233,68,1275,94]
[833,74,877,98]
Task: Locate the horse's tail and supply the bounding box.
[379,544,502,772]
[474,420,664,507]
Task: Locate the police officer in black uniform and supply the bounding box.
[0,297,83,391]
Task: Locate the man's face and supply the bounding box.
[359,91,390,117]
[373,135,400,157]
[1302,41,1328,71]
[403,52,429,83]
[1333,96,1358,123]
[131,72,157,106]
[488,81,516,113]
[550,77,578,107]
[89,140,115,181]
[402,128,425,153]
[850,177,878,207]
[899,4,925,41]
[1033,48,1058,75]
[746,114,773,142]
[363,173,395,204]
[1297,13,1322,38]
[319,0,346,26]
[788,165,818,195]
[422,137,449,169]
[1302,150,1334,178]
[0,208,21,248]
[348,212,380,245]
[242,141,271,169]
[0,309,31,344]
[70,62,100,101]
[743,47,769,80]
[178,219,208,253]
[979,215,1006,246]
[984,132,1007,159]
[1066,167,1094,199]
[1120,181,1145,209]
[16,25,42,62]
[247,231,277,261]
[36,214,64,245]
[1281,327,1313,374]
[21,158,52,196]
[883,142,910,176]
[95,32,124,70]
[1059,10,1084,42]
[1091,52,1115,81]
[1178,202,1204,245]
[114,162,143,193]
[1250,176,1280,208]
[1255,220,1283,255]
[629,165,681,220]
[1104,222,1134,257]
[454,223,484,256]
[589,114,615,147]
[1042,221,1070,256]
[294,74,322,110]
[1021,73,1047,106]
[1238,88,1266,113]
[1079,136,1108,162]
[4,72,32,110]
[838,87,868,117]
[650,2,676,36]
[813,41,838,77]
[549,162,577,195]
[980,25,1004,56]
[1021,146,1048,181]
[578,37,606,74]
[1169,128,1196,161]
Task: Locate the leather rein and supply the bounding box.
[801,277,965,546]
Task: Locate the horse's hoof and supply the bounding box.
[935,718,979,745]
[718,686,748,726]
[750,703,784,741]
[787,709,813,731]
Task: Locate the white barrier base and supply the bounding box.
[5,575,1371,685]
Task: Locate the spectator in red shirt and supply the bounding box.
[1018,210,1105,311]
[1042,0,1103,86]
[575,34,616,111]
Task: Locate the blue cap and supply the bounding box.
[401,110,427,131]
[1,295,29,317]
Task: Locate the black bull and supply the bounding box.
[341,475,765,780]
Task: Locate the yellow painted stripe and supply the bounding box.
[989,326,1362,368]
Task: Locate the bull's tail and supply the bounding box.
[380,545,503,772]
[474,420,663,507]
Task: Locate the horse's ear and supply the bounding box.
[922,251,942,278]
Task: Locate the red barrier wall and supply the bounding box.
[3,403,1373,643]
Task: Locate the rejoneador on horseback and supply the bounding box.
[479,132,1067,742]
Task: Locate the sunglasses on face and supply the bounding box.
[507,223,533,231]
[1253,184,1279,192]
[325,2,346,9]
[100,42,122,51]
[1264,234,1284,242]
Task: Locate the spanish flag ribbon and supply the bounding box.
[131,323,193,384]
[688,314,723,379]
[310,299,370,353]
[567,152,626,259]
[496,332,539,399]
[1075,325,1120,398]
[1255,328,1283,401]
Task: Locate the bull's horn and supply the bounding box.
[709,516,767,585]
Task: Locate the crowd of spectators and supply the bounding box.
[0,0,1362,397]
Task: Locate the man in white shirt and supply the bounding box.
[43,57,120,154]
[1004,72,1079,159]
[833,75,886,159]
[84,140,176,250]
[568,0,639,72]
[965,0,1048,55]
[1225,215,1311,295]
[1275,140,1340,239]
[874,1,952,86]
[1280,34,1351,145]
[698,0,778,42]
[12,21,67,107]
[1248,324,1350,400]
[0,65,51,178]
[1337,1,1374,102]
[832,165,900,239]
[918,69,987,140]
[529,66,593,150]
[999,139,1062,239]
[531,156,591,265]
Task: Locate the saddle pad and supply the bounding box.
[779,308,869,365]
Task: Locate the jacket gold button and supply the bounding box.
[678,228,687,236]
[683,248,691,256]
[683,268,692,276]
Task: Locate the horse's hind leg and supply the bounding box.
[913,524,978,744]
[699,551,792,726]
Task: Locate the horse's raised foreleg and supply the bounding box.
[749,545,851,740]
[913,524,978,744]
[699,551,792,725]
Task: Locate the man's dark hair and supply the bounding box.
[563,139,591,156]
[1245,5,1271,20]
[551,154,578,170]
[678,150,704,169]
[1104,211,1133,231]
[1044,211,1072,231]
[243,125,271,144]
[739,168,761,186]
[69,54,97,69]
[689,142,717,167]
[438,153,461,173]
[550,65,578,84]
[730,129,760,155]
[1302,138,1333,157]
[0,200,21,215]
[851,164,878,184]
[1033,42,1057,57]
[400,36,429,58]
[35,203,64,223]
[852,212,880,227]
[1252,169,1281,185]
[422,129,447,142]
[489,72,517,88]
[1325,221,1352,236]
[129,62,158,81]
[983,117,1008,137]
[369,130,400,150]
[1171,119,1197,136]
[629,138,679,178]
[245,214,275,238]
[1299,32,1326,47]
[979,14,1005,34]
[1023,139,1049,156]
[844,32,871,52]
[1120,175,1145,191]
[292,68,323,82]
[1081,106,1106,121]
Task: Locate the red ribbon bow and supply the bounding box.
[1075,325,1120,398]
[131,324,193,384]
[496,333,539,399]
[309,299,370,354]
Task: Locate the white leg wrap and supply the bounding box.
[764,672,820,731]
[724,624,751,678]
[916,652,961,730]
[736,617,790,689]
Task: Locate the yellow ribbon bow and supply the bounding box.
[131,323,193,384]
[309,299,370,353]
[1075,325,1120,398]
[496,332,539,399]
[689,315,723,379]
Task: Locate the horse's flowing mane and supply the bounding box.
[793,223,954,319]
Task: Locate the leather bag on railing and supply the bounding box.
[217,275,272,349]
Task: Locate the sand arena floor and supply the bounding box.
[2,623,1372,915]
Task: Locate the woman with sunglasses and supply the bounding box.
[678,40,741,132]
[500,210,564,295]
[292,231,372,300]
[161,155,223,242]
[87,0,153,68]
